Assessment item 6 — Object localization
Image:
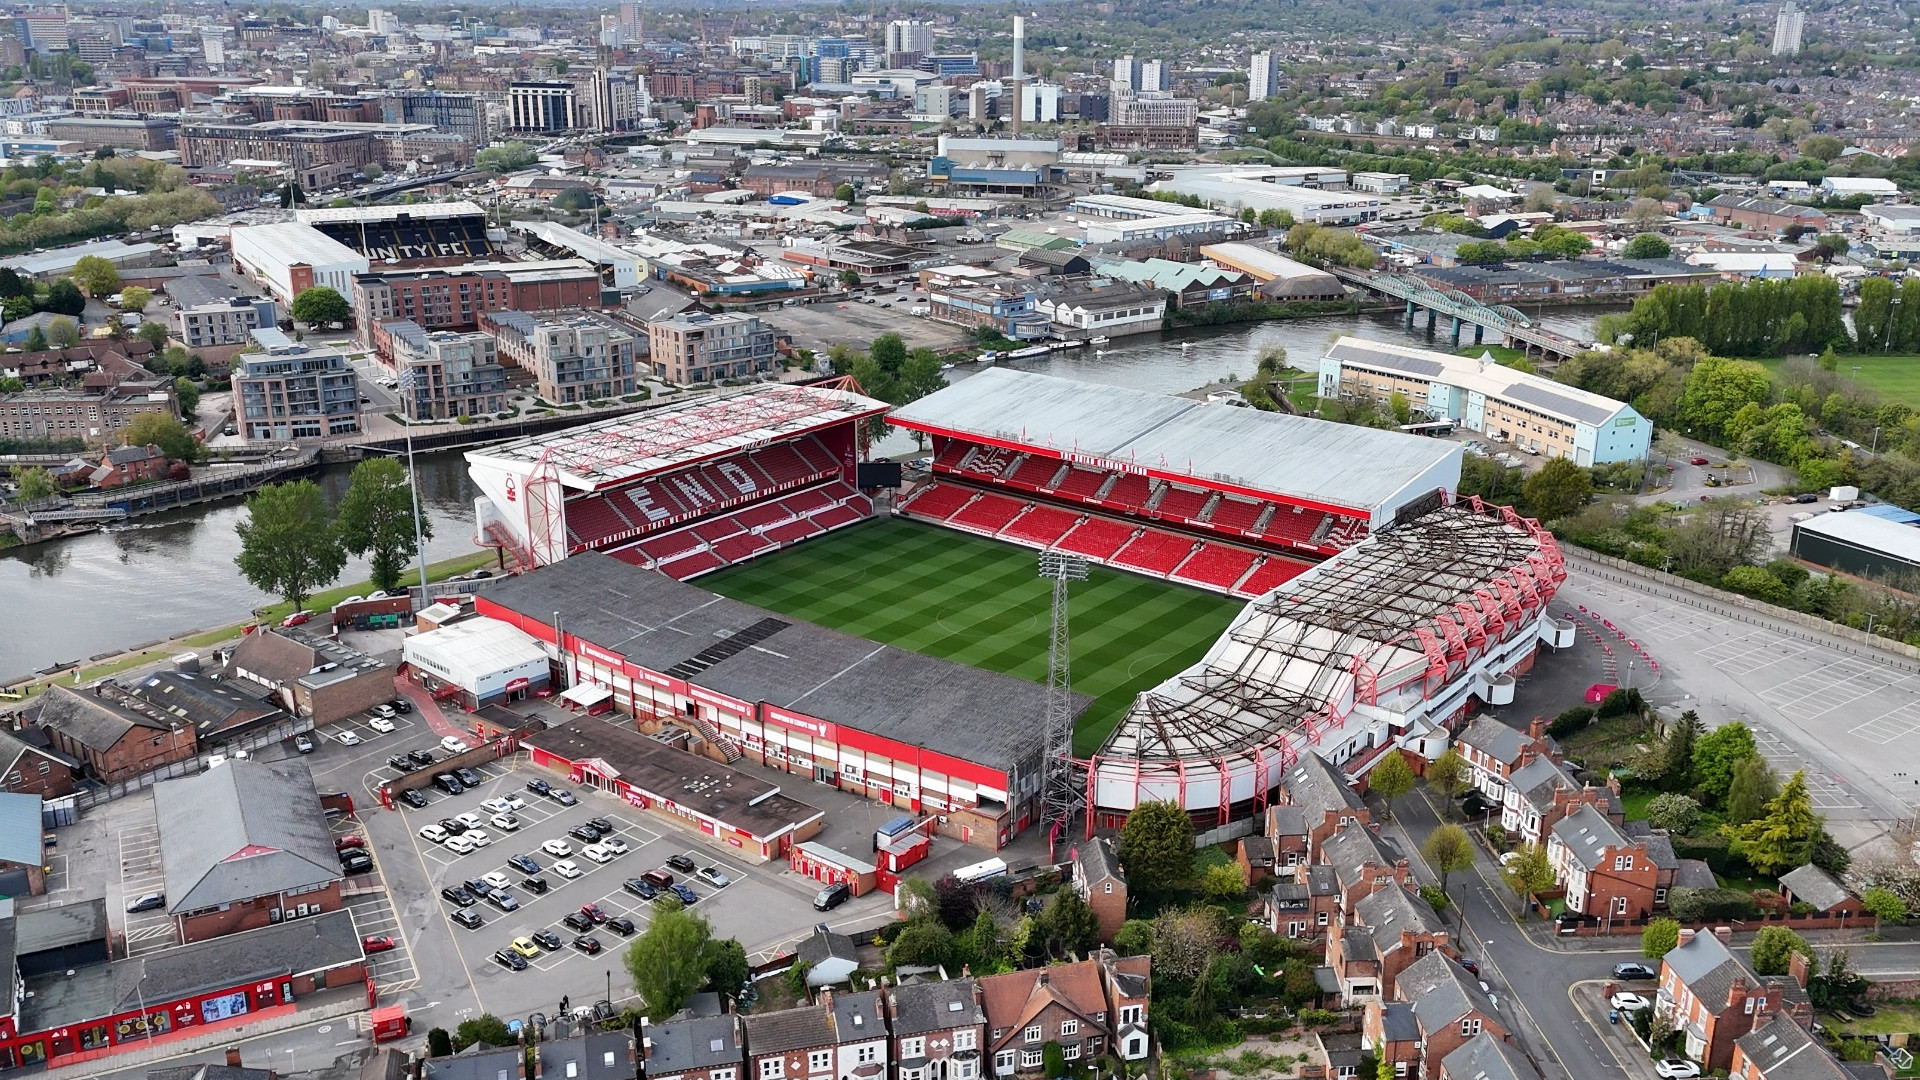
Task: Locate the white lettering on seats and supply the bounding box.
[717,461,759,495]
[669,472,717,506]
[628,487,671,522]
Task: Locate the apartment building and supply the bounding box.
[377,322,508,421]
[644,311,777,385]
[175,296,277,348]
[230,328,361,440]
[352,262,604,343]
[0,372,176,447]
[482,310,638,403]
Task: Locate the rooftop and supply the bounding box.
[154,758,339,914]
[1325,337,1637,429]
[1795,509,1920,566]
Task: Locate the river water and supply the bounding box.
[0,306,1610,681]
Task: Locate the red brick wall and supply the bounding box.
[179,882,342,943]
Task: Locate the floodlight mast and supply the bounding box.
[1039,551,1089,856]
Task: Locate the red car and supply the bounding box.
[282,610,312,627]
[362,935,396,953]
[335,835,365,851]
[580,903,609,924]
[1690,457,1710,466]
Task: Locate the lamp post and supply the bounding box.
[1889,296,1903,352]
[398,368,430,593]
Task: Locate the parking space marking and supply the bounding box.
[1750,727,1863,811]
[1850,700,1920,746]
[117,823,176,956]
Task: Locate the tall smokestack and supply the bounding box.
[1011,16,1026,134]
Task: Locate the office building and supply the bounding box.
[380,91,485,146]
[1772,4,1805,55]
[353,262,602,343]
[644,311,777,385]
[885,19,933,61]
[1250,50,1278,101]
[230,328,361,441]
[13,12,68,52]
[367,8,401,35]
[201,26,226,67]
[481,310,638,403]
[1020,83,1062,124]
[380,322,508,422]
[0,371,176,447]
[508,81,580,132]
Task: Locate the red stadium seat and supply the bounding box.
[1104,473,1153,509]
[1056,517,1135,559]
[659,548,724,579]
[733,502,790,531]
[780,487,837,516]
[1235,557,1311,596]
[949,491,1026,533]
[711,533,772,564]
[636,528,703,562]
[1171,543,1261,590]
[900,481,975,521]
[811,502,866,531]
[750,442,823,487]
[1155,485,1210,523]
[764,518,824,546]
[1207,496,1266,534]
[564,496,641,551]
[1112,528,1195,575]
[693,517,745,543]
[1006,455,1063,491]
[1053,466,1109,499]
[1001,505,1080,546]
[933,441,971,471]
[1261,506,1327,546]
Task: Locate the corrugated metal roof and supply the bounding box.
[1326,339,1447,378]
[1795,510,1920,565]
[1503,381,1617,426]
[889,368,1458,514]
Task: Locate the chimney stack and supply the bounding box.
[1678,928,1697,946]
[1010,16,1026,135]
[1527,716,1546,740]
[226,1047,243,1068]
[1713,926,1733,944]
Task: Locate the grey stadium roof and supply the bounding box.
[888,368,1458,515]
[482,552,1071,772]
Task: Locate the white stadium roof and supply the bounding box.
[888,368,1460,515]
[467,382,890,491]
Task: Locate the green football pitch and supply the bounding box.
[700,517,1245,755]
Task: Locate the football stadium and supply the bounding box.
[462,369,1572,848]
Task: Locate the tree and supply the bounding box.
[1642,917,1681,959]
[1502,843,1556,909]
[1117,800,1194,895]
[624,902,717,1017]
[1,296,29,322]
[1368,750,1415,820]
[1799,135,1845,161]
[1200,861,1249,904]
[1663,710,1703,792]
[1727,770,1821,875]
[1749,926,1813,976]
[1645,793,1701,835]
[174,377,199,418]
[136,320,169,350]
[1147,906,1217,981]
[1625,199,1667,231]
[1035,888,1101,957]
[1523,458,1593,522]
[1860,886,1907,924]
[474,142,538,171]
[1423,823,1474,898]
[71,255,119,297]
[23,326,46,354]
[1691,722,1758,801]
[43,279,85,317]
[234,480,346,611]
[334,457,430,594]
[361,162,384,180]
[1623,234,1672,260]
[47,315,78,348]
[888,920,955,967]
[833,182,856,203]
[1725,756,1780,826]
[0,267,23,299]
[705,938,750,1003]
[9,465,57,501]
[426,1027,454,1057]
[126,412,198,463]
[838,269,862,289]
[118,285,151,313]
[1426,748,1473,807]
[451,1014,513,1051]
[290,286,350,326]
[1041,1042,1066,1079]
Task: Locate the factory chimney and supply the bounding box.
[1010,15,1026,134]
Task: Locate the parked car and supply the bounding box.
[624,877,658,900]
[441,735,470,754]
[440,885,475,905]
[443,835,475,855]
[666,853,697,873]
[433,774,465,796]
[580,903,609,924]
[387,755,418,773]
[813,882,851,911]
[454,812,485,830]
[126,892,166,913]
[370,704,397,720]
[400,789,430,809]
[641,869,674,889]
[1610,992,1652,1011]
[541,839,573,858]
[582,844,614,864]
[572,936,603,955]
[436,818,468,836]
[600,837,629,856]
[450,907,484,929]
[363,935,396,953]
[549,789,578,806]
[487,889,519,912]
[669,883,699,905]
[522,876,550,894]
[482,871,511,891]
[1457,957,1479,975]
[1794,492,1820,504]
[532,930,563,950]
[1655,1061,1701,1080]
[507,854,541,874]
[462,877,491,897]
[482,796,525,814]
[586,817,614,834]
[455,767,483,788]
[568,824,602,843]
[562,912,594,932]
[336,730,362,746]
[493,949,529,972]
[510,937,541,959]
[335,835,365,851]
[406,749,436,767]
[1613,962,1658,981]
[388,698,413,713]
[369,717,397,734]
[1690,457,1710,466]
[340,850,374,874]
[526,778,552,796]
[464,829,492,848]
[281,610,311,627]
[605,917,637,936]
[696,866,733,889]
[552,859,581,879]
[294,733,314,754]
[419,824,450,843]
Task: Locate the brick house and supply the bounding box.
[1454,715,1555,802]
[34,683,198,784]
[642,1013,743,1080]
[1320,820,1412,913]
[1655,928,1813,1072]
[1437,1033,1541,1080]
[1730,1014,1855,1080]
[888,977,986,1080]
[154,757,343,943]
[226,627,393,724]
[744,998,842,1080]
[980,952,1151,1075]
[1327,884,1453,1004]
[1267,864,1340,940]
[1776,864,1863,919]
[1546,804,1660,920]
[1073,837,1127,943]
[1260,805,1311,870]
[1500,750,1617,847]
[1364,1000,1422,1080]
[828,991,889,1080]
[1394,951,1512,1080]
[91,443,172,488]
[0,727,78,798]
[1276,753,1370,862]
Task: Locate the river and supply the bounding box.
[0,306,1613,681]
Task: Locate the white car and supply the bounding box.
[1655,1061,1701,1080]
[1610,992,1652,1012]
[370,703,397,720]
[441,735,471,754]
[336,731,362,746]
[482,871,511,891]
[454,812,485,830]
[368,717,397,734]
[582,844,613,864]
[464,829,493,848]
[541,839,573,858]
[498,793,526,811]
[480,796,524,815]
[491,814,521,831]
[418,824,450,843]
[600,837,628,856]
[551,859,581,879]
[443,835,475,855]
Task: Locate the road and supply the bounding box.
[1635,435,1792,506]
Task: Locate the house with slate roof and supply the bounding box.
[34,683,198,783]
[1072,837,1127,943]
[1275,752,1369,863]
[1438,1033,1543,1080]
[1546,804,1660,920]
[1327,883,1453,1004]
[1393,951,1513,1080]
[1454,715,1554,802]
[642,1012,743,1080]
[1731,1014,1865,1080]
[1655,928,1812,1072]
[1363,1000,1423,1080]
[888,977,986,1080]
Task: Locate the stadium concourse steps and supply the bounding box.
[897,479,1309,599]
[606,480,872,581]
[562,435,842,554]
[936,441,1368,557]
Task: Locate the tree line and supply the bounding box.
[233,461,433,610]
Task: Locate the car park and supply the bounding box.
[562,912,594,932]
[508,854,541,874]
[337,730,363,746]
[511,937,541,958]
[407,749,436,767]
[294,734,314,754]
[127,893,166,913]
[487,889,519,912]
[580,903,609,924]
[1613,962,1658,980]
[623,877,658,900]
[444,835,475,855]
[813,882,850,911]
[491,814,521,831]
[666,854,696,873]
[669,883,698,905]
[568,824,602,843]
[482,871,511,891]
[363,935,395,953]
[450,907,484,929]
[541,839,573,858]
[1655,1062,1701,1079]
[388,755,418,773]
[369,717,397,734]
[523,876,550,893]
[552,859,581,879]
[493,949,529,971]
[572,936,603,955]
[442,736,470,754]
[1610,992,1652,1011]
[582,844,613,863]
[419,824,450,843]
[399,789,431,809]
[441,885,475,905]
[341,850,374,874]
[531,930,563,951]
[606,917,636,936]
[696,866,732,889]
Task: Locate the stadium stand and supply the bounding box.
[1208,496,1266,534]
[949,490,1028,534]
[564,495,641,552]
[1171,542,1261,591]
[1007,455,1063,491]
[1155,485,1211,523]
[1260,506,1329,549]
[899,481,977,521]
[609,480,872,579]
[1053,466,1110,499]
[1001,504,1080,546]
[1112,528,1197,575]
[1105,472,1153,509]
[1232,557,1309,597]
[1054,516,1136,559]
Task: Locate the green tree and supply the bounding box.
[1643,917,1681,959]
[967,908,1002,968]
[1426,747,1473,808]
[23,326,46,353]
[1726,770,1821,875]
[1114,919,1154,956]
[833,182,856,203]
[126,412,198,463]
[1623,234,1672,259]
[47,315,78,348]
[888,919,955,967]
[839,269,862,289]
[1691,722,1758,804]
[451,1014,513,1050]
[334,457,430,594]
[1368,749,1415,820]
[1200,861,1249,904]
[426,1027,454,1057]
[71,255,119,297]
[136,320,169,350]
[174,376,199,418]
[1423,823,1474,898]
[1725,756,1780,826]
[1117,800,1195,895]
[233,479,346,610]
[1035,888,1101,956]
[1799,135,1844,161]
[624,901,718,1017]
[1523,458,1593,522]
[0,267,24,299]
[1502,843,1555,909]
[290,286,350,326]
[43,279,85,316]
[1,296,30,322]
[118,285,151,313]
[1663,710,1703,792]
[1042,1042,1066,1078]
[9,465,57,501]
[474,142,539,171]
[1860,886,1907,924]
[1749,926,1813,976]
[1645,793,1700,834]
[704,938,750,1003]
[1679,357,1773,443]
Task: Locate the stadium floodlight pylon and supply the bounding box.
[1038,550,1089,854]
